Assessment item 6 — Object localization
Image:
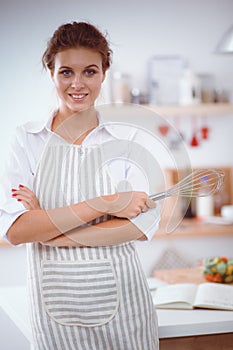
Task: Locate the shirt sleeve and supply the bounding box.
[124,160,161,241]
[0,126,32,242]
[129,204,161,240]
[106,150,161,241]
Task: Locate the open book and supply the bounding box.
[151,282,233,310]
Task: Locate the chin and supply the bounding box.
[72,103,94,114]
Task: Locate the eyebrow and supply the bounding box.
[85,64,100,69]
[59,64,100,70]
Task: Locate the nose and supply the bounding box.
[71,74,84,89]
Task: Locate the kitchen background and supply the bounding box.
[0,0,233,348]
[1,0,233,167]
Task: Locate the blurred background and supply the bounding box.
[0,1,233,348]
[1,0,233,166]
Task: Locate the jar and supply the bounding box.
[196,196,214,218]
[112,72,131,103]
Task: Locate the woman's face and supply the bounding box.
[51,47,105,117]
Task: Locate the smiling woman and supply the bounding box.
[0,21,160,350]
[42,22,111,126]
[50,47,105,124]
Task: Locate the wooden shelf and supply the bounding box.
[155,218,233,239]
[147,103,233,116]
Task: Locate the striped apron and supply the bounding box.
[27,134,159,350]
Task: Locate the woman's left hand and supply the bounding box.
[12,185,41,210]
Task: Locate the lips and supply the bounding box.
[69,93,88,102]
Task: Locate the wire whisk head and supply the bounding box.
[149,168,225,202]
[169,169,225,198]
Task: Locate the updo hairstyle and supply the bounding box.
[42,22,112,73]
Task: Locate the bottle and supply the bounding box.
[179,67,201,105]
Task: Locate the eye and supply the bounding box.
[60,69,72,77]
[85,69,96,76]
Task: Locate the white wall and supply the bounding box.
[167,113,233,167]
[1,0,233,166]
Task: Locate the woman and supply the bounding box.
[0,22,160,349]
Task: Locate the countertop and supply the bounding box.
[1,285,233,344]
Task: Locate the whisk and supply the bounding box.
[149,169,225,202]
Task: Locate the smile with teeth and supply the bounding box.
[69,93,88,100]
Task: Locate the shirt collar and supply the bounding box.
[98,117,137,140]
[23,110,136,140]
[23,111,56,134]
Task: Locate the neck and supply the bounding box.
[52,108,99,144]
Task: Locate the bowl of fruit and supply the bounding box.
[201,256,233,283]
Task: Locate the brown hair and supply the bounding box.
[42,22,112,73]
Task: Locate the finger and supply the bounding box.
[146,198,156,209]
[13,192,33,202]
[17,185,34,196]
[12,187,33,198]
[141,205,148,213]
[13,192,34,202]
[19,197,35,208]
[14,194,40,210]
[12,187,40,206]
[20,200,33,210]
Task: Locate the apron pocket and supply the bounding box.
[40,259,120,327]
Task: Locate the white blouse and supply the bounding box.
[0,113,161,243]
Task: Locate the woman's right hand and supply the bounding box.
[101,191,156,219]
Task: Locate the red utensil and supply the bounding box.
[190,132,199,147]
[200,116,209,140]
[190,116,199,147]
[201,126,209,139]
[158,124,169,136]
